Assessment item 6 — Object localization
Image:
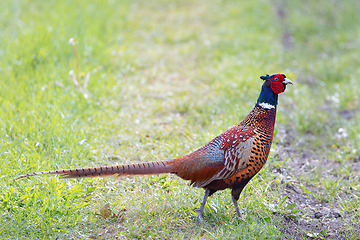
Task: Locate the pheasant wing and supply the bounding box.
[220,126,256,173]
[192,126,257,188]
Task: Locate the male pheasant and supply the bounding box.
[15,74,292,222]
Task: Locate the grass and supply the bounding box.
[1,0,360,238]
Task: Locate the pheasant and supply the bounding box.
[14,74,292,222]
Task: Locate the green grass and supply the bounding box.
[1,0,360,238]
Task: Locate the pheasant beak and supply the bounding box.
[282,78,293,85]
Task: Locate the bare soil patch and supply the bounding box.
[271,141,360,239]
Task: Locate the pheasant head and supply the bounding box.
[256,74,293,109]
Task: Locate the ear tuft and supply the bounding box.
[260,74,270,80]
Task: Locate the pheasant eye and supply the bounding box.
[274,77,279,81]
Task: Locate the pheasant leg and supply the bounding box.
[196,188,210,222]
[232,196,243,219]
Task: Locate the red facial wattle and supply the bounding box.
[270,81,286,94]
[270,74,286,94]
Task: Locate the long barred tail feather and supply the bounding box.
[13,160,175,180]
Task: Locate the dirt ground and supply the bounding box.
[271,130,360,239]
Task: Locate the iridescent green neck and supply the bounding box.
[256,83,278,109]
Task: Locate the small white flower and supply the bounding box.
[68,38,75,46]
[338,128,348,138]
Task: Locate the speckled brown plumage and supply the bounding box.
[206,106,276,199]
[14,74,292,222]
